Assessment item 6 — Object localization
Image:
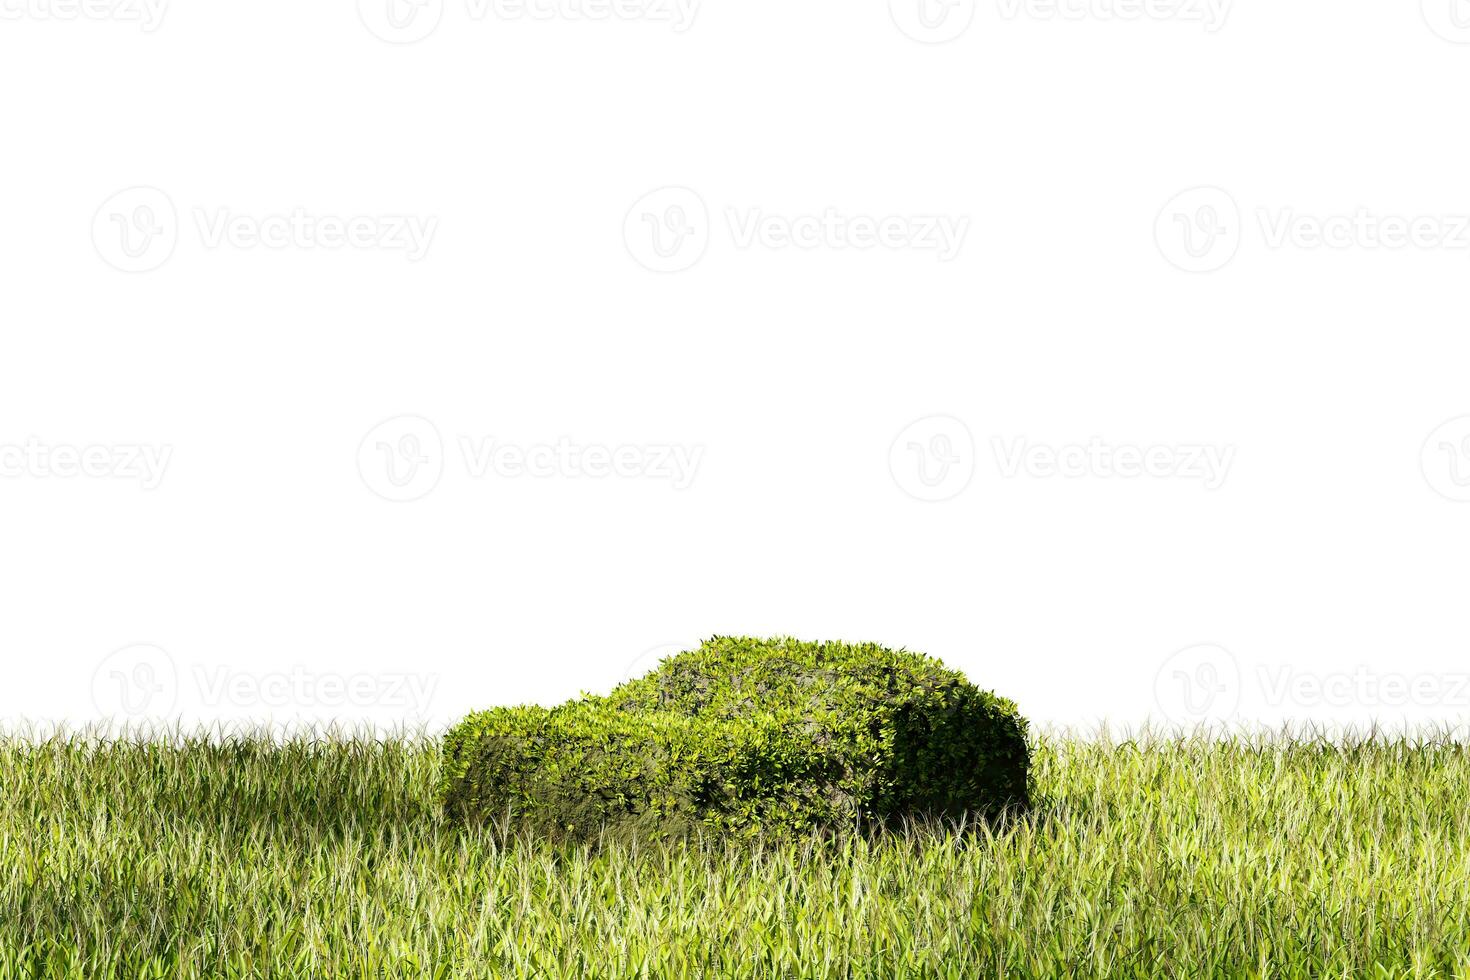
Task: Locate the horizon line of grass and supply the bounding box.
[4,716,1470,745]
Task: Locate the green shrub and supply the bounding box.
[441,637,1029,841]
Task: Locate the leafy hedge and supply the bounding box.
[441,637,1029,842]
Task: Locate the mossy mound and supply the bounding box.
[441,637,1029,842]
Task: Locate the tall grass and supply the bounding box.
[3,728,1470,978]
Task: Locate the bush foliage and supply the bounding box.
[441,637,1030,841]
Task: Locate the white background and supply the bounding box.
[4,0,1470,734]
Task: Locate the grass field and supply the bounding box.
[3,729,1470,979]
